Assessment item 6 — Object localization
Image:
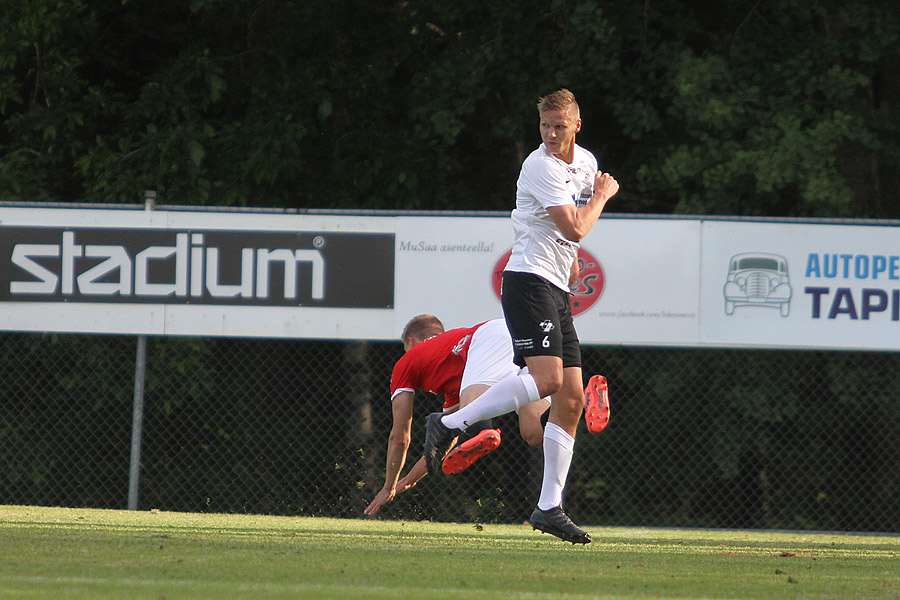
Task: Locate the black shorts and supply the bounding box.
[501,271,581,369]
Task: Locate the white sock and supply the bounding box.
[537,422,575,511]
[442,373,541,431]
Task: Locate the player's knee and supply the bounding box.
[520,425,543,447]
[561,389,585,412]
[533,371,563,398]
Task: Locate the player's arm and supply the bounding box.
[396,456,428,493]
[364,391,414,516]
[547,171,619,242]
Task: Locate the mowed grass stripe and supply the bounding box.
[0,575,624,599]
[1,506,898,600]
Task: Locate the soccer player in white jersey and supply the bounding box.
[424,89,619,543]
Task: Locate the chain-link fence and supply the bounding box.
[1,332,898,531]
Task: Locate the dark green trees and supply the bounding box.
[2,1,898,217]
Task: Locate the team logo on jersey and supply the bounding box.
[490,247,605,317]
[451,334,471,355]
[538,320,554,332]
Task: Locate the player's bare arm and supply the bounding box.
[364,391,414,516]
[396,457,428,492]
[547,171,619,242]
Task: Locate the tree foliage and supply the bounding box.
[1,0,898,216]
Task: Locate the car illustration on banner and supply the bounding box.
[723,252,792,316]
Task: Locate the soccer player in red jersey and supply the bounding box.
[365,315,549,516]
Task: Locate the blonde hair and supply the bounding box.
[401,314,444,344]
[537,88,580,119]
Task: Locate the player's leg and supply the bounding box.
[530,365,590,544]
[424,275,559,475]
[443,319,548,475]
[437,275,559,433]
[443,395,549,474]
[546,365,584,437]
[455,319,518,434]
[456,384,494,437]
[443,317,540,431]
[528,291,591,544]
[441,382,501,475]
[427,380,534,476]
[459,383,490,407]
[519,355,564,400]
[538,365,584,506]
[517,397,550,447]
[438,370,541,433]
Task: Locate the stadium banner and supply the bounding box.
[1,205,898,350]
[0,206,396,339]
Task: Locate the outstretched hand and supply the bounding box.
[365,457,429,516]
[364,487,395,516]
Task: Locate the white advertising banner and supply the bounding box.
[698,220,900,351]
[393,216,702,346]
[394,216,511,329]
[1,205,898,350]
[577,218,701,346]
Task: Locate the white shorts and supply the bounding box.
[459,319,520,391]
[448,319,550,415]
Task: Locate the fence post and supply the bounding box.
[128,336,147,510]
[127,190,156,510]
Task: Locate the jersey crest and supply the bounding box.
[452,334,472,355]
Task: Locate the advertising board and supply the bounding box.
[1,205,897,350]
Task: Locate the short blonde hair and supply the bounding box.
[537,88,580,119]
[401,314,444,344]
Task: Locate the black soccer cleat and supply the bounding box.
[530,506,592,544]
[424,412,458,476]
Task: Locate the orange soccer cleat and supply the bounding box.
[441,428,501,475]
[584,374,610,433]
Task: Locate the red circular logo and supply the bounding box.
[490,247,605,316]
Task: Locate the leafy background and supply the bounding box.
[1,0,898,216]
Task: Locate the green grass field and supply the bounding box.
[0,505,898,599]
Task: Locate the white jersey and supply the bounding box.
[505,143,598,291]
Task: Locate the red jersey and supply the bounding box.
[390,323,484,410]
